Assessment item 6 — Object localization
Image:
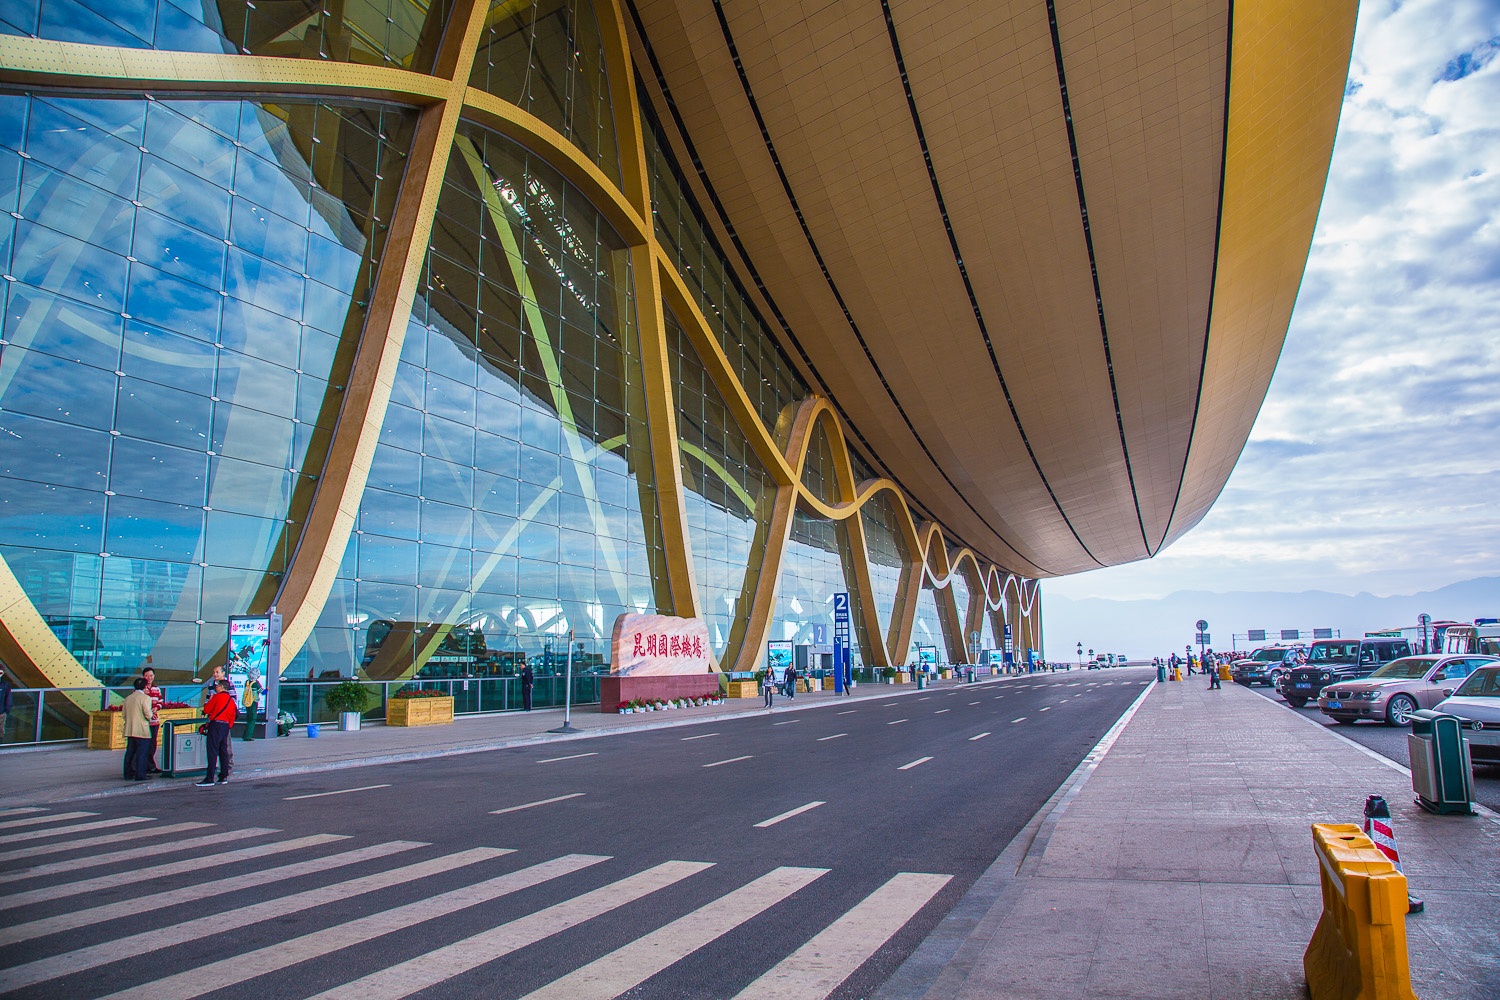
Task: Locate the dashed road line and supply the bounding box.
[703,756,754,768]
[284,785,390,801]
[490,794,585,816]
[969,732,990,741]
[897,757,933,771]
[1011,717,1027,724]
[816,734,847,742]
[887,719,908,726]
[680,733,719,741]
[537,753,598,764]
[753,802,826,829]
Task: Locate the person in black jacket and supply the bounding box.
[520,663,534,711]
[0,672,12,743]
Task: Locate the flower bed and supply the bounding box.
[386,694,454,727]
[616,694,725,714]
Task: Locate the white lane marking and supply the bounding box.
[680,733,720,741]
[969,732,991,741]
[0,811,97,831]
[1040,706,1051,712]
[732,872,953,1000]
[1011,717,1027,724]
[837,710,856,715]
[772,720,801,726]
[968,701,980,705]
[517,867,828,1000]
[754,801,827,828]
[303,860,712,1000]
[0,834,348,912]
[490,793,585,815]
[917,697,930,701]
[0,808,44,818]
[0,824,241,875]
[898,757,933,771]
[816,734,847,742]
[97,853,610,1000]
[0,816,152,845]
[704,755,755,768]
[887,719,908,726]
[0,847,514,993]
[934,709,949,714]
[1,840,422,947]
[1067,683,1081,687]
[284,784,391,801]
[537,752,598,764]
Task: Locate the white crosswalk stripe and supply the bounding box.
[517,866,828,1000]
[0,839,425,946]
[0,846,511,992]
[0,821,220,866]
[0,817,958,1000]
[0,807,46,818]
[0,833,348,911]
[0,815,152,845]
[0,810,97,830]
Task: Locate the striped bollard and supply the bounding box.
[1364,794,1423,914]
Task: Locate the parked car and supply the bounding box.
[1281,637,1412,708]
[1231,646,1295,688]
[1316,655,1494,726]
[1435,665,1500,766]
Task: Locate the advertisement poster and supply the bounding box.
[767,640,793,676]
[228,614,281,733]
[916,644,938,668]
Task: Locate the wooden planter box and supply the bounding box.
[386,696,454,727]
[88,707,200,750]
[895,672,910,684]
[726,680,759,699]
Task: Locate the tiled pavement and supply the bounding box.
[878,677,1500,1000]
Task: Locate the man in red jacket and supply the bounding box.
[199,680,237,786]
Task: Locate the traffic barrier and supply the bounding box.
[1304,823,1419,1000]
[1363,795,1423,913]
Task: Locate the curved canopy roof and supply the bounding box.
[626,0,1357,577]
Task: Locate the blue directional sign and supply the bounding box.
[833,592,851,693]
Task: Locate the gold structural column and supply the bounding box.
[273,0,492,664]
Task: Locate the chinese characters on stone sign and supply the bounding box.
[611,612,712,676]
[632,633,705,659]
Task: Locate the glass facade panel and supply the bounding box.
[911,583,952,667]
[0,0,454,73]
[311,119,662,685]
[0,93,412,683]
[774,509,864,668]
[665,306,774,666]
[469,0,622,186]
[642,101,807,435]
[799,418,840,504]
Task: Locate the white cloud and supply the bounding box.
[1049,0,1500,615]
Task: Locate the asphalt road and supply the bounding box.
[1245,683,1500,812]
[0,668,1152,1000]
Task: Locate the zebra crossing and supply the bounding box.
[0,807,952,1000]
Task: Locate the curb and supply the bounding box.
[13,672,1053,807]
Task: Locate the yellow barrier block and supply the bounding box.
[1305,823,1419,1000]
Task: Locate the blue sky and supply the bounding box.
[1049,0,1500,606]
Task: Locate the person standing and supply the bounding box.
[0,672,13,743]
[122,679,154,782]
[141,667,164,773]
[762,669,775,709]
[241,666,262,742]
[199,680,237,786]
[784,662,796,699]
[520,662,534,711]
[201,665,235,769]
[1207,653,1222,689]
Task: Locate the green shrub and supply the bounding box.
[881,666,898,680]
[324,679,374,715]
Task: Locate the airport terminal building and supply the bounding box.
[0,0,1354,735]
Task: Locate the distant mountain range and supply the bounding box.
[1042,577,1500,660]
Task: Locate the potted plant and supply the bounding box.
[882,666,898,685]
[324,679,373,731]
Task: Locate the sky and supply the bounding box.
[1047,0,1500,614]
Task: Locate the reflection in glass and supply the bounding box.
[911,582,955,666]
[665,306,774,665]
[0,0,455,73]
[775,509,864,668]
[0,93,413,683]
[312,119,663,685]
[859,489,909,660]
[469,0,621,184]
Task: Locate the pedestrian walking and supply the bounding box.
[241,666,262,741]
[520,662,534,711]
[0,672,13,743]
[199,680,237,786]
[762,669,776,708]
[122,679,154,782]
[141,667,163,772]
[784,663,796,699]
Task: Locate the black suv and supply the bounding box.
[1281,638,1413,708]
[1231,646,1294,687]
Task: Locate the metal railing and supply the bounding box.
[0,675,603,748]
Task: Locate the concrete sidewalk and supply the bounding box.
[879,675,1500,1000]
[0,671,1029,806]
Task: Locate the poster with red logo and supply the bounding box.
[610,613,712,675]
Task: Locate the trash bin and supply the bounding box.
[1156,663,1166,683]
[1409,710,1475,815]
[161,719,208,778]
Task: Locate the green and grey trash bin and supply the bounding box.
[161,718,208,778]
[1409,710,1475,815]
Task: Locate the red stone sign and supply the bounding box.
[611,613,712,675]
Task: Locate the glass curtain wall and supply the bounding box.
[665,306,774,666]
[0,93,411,684]
[0,0,455,71]
[949,569,972,662]
[911,584,950,667]
[309,120,662,688]
[859,489,908,664]
[469,0,621,186]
